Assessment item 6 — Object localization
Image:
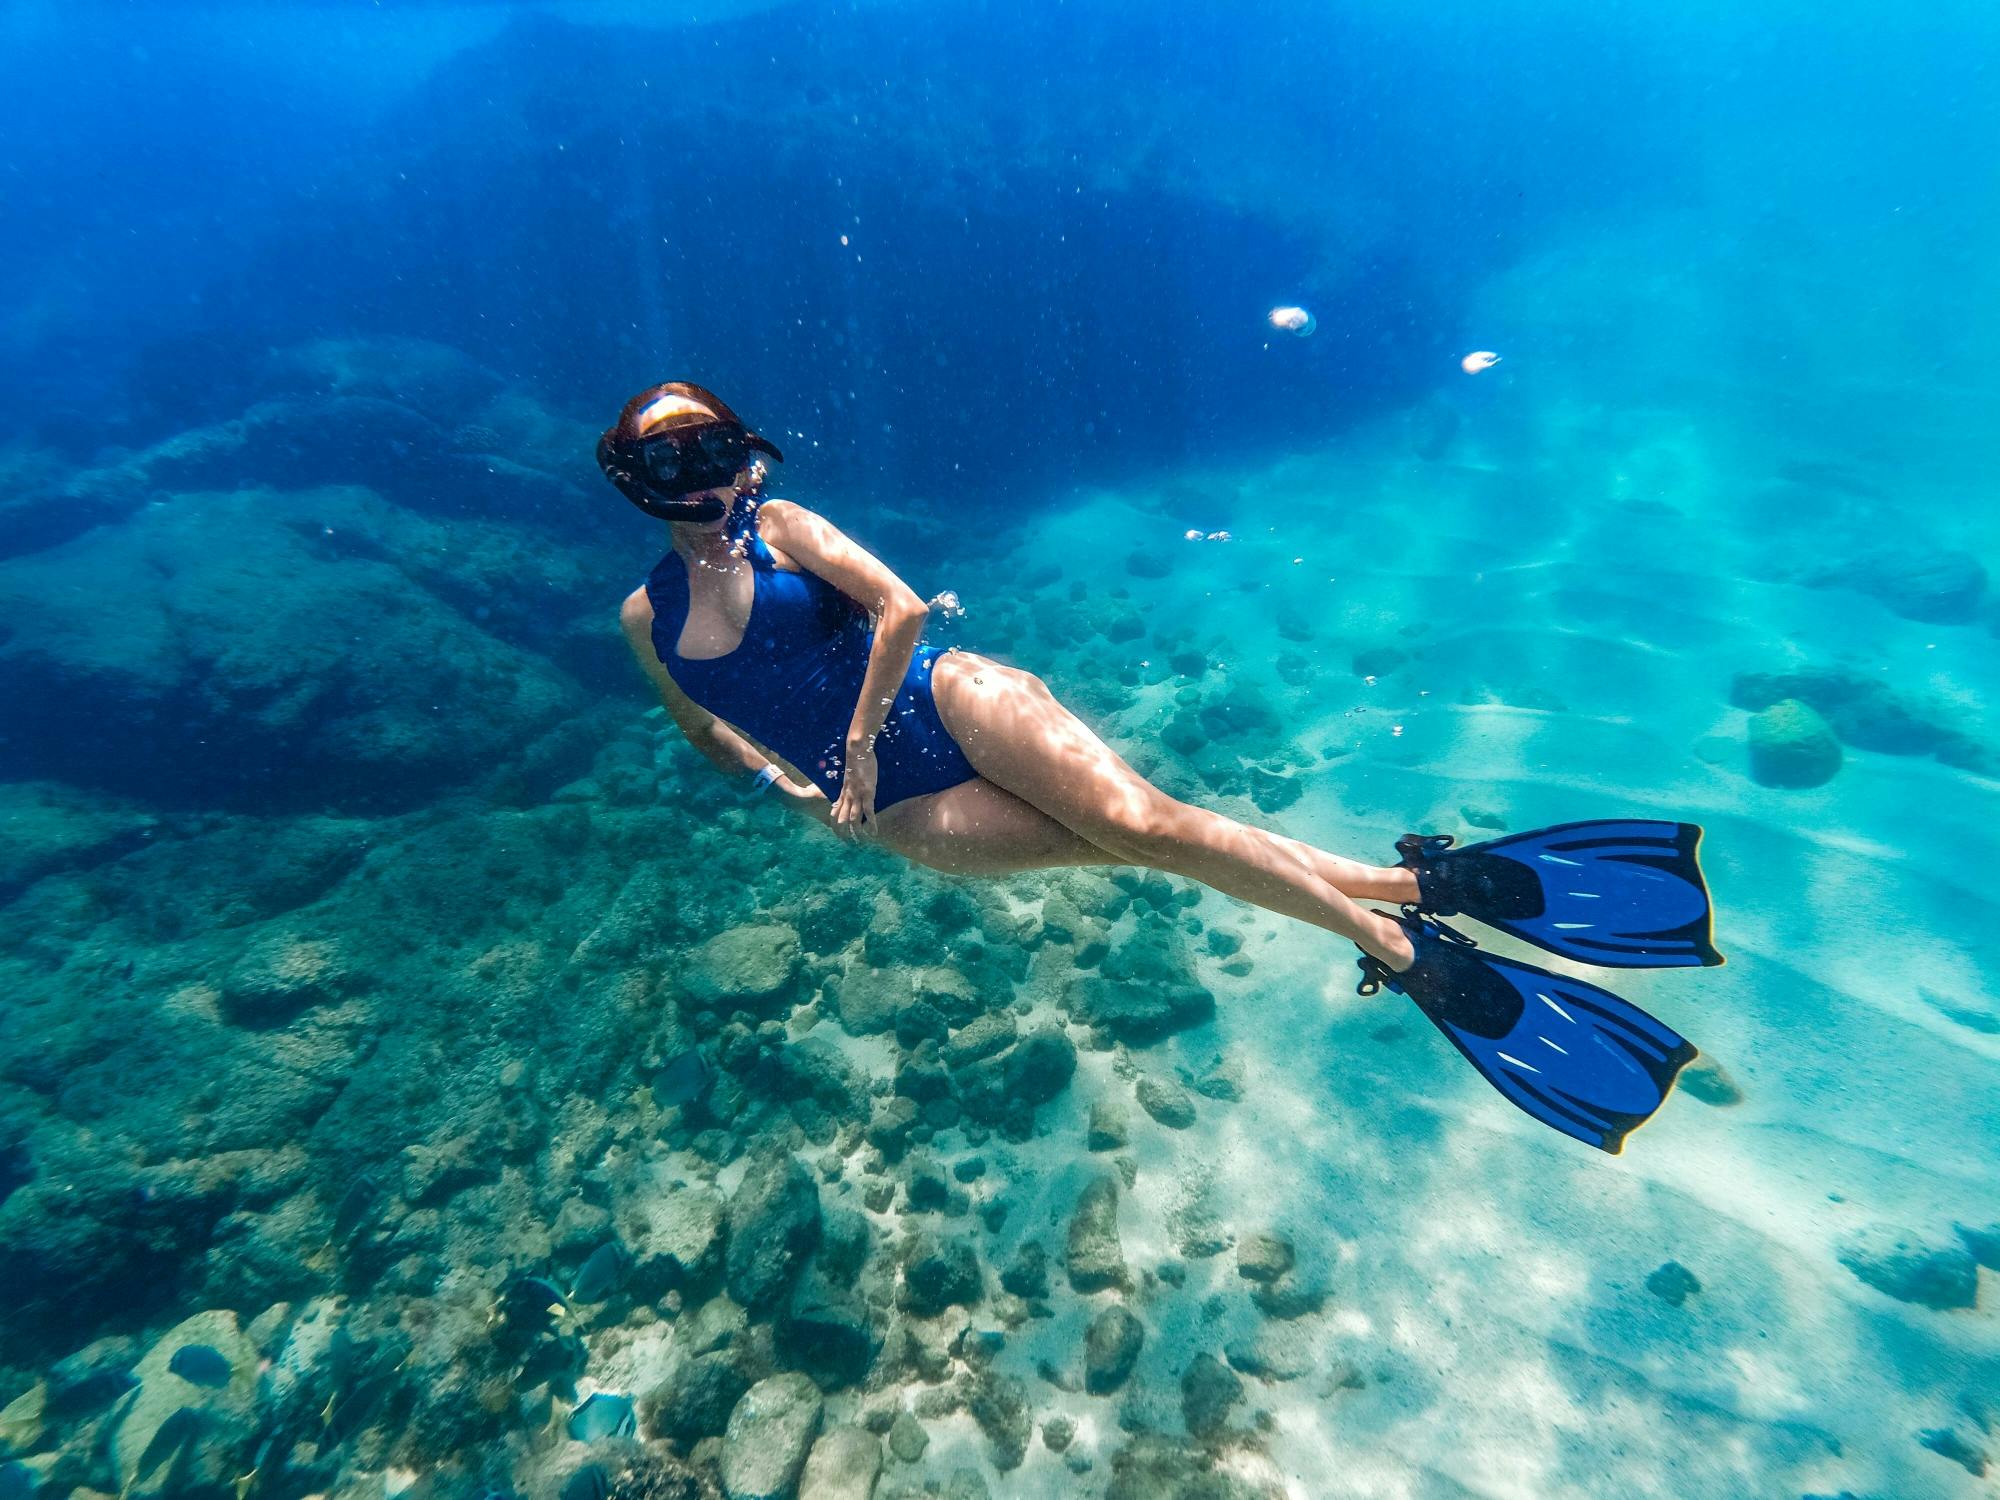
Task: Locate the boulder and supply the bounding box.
[1223,1324,1314,1382]
[1837,1226,1978,1309]
[1087,1100,1131,1152]
[900,1234,982,1317]
[1084,1305,1145,1394]
[1136,1077,1197,1130]
[646,1348,752,1447]
[886,1410,929,1463]
[1235,1232,1294,1284]
[726,1154,822,1312]
[964,1370,1031,1471]
[1677,1057,1745,1106]
[1069,977,1215,1045]
[721,1373,824,1500]
[685,925,802,1016]
[1747,700,1842,789]
[109,1310,260,1498]
[1180,1354,1243,1439]
[798,1426,882,1500]
[1066,1175,1129,1292]
[1644,1261,1701,1307]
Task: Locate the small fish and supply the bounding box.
[332,1172,383,1241]
[650,1051,709,1110]
[564,1393,636,1444]
[1268,305,1316,336]
[169,1344,234,1388]
[497,1274,571,1338]
[1459,350,1500,374]
[559,1465,608,1500]
[570,1243,632,1305]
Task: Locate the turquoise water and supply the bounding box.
[3,3,1998,1497]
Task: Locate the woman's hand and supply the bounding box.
[775,777,835,826]
[830,742,880,840]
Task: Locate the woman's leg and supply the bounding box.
[930,655,1417,968]
[871,775,1123,877]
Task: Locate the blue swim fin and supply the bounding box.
[1397,819,1723,969]
[1357,913,1698,1154]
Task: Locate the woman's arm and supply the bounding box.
[618,589,833,822]
[755,499,928,754]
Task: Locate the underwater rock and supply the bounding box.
[684,926,803,1017]
[1801,545,1988,624]
[1085,1305,1146,1395]
[1106,1435,1284,1500]
[1223,1324,1314,1383]
[964,1369,1031,1471]
[634,1183,724,1290]
[1747,700,1843,789]
[1136,1077,1197,1130]
[721,1373,824,1500]
[1645,1261,1702,1307]
[681,1296,750,1359]
[1069,977,1215,1046]
[1731,666,1990,771]
[1180,1354,1244,1440]
[44,1336,140,1421]
[1678,1057,1745,1106]
[900,1232,983,1317]
[1042,1414,1076,1453]
[727,1154,823,1312]
[1067,1175,1129,1292]
[219,932,359,1024]
[865,1097,919,1161]
[1838,1226,1978,1309]
[109,1310,258,1498]
[955,1029,1077,1131]
[1126,547,1173,580]
[1000,1242,1049,1301]
[0,1386,44,1461]
[645,1350,753,1448]
[1957,1223,2000,1270]
[941,1012,1017,1070]
[797,1426,882,1500]
[1235,1232,1294,1285]
[886,1410,929,1462]
[0,486,589,809]
[783,1215,881,1389]
[1250,1267,1328,1321]
[1919,1426,1990,1476]
[1087,1101,1131,1152]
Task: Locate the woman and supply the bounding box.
[602,382,1723,1155]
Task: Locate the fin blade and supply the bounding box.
[1400,925,1697,1153]
[1473,819,1724,969]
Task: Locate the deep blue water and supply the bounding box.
[3,3,1999,1498]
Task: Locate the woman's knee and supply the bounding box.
[1080,790,1189,866]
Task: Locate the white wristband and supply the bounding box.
[750,764,784,792]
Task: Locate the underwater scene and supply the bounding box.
[4,1,1999,1497]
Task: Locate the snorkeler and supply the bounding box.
[604,383,1723,1155]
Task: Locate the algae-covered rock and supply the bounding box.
[726,1154,822,1311]
[1837,1226,1978,1309]
[1747,699,1842,788]
[900,1233,982,1317]
[1645,1261,1701,1307]
[1678,1056,1745,1106]
[797,1426,881,1500]
[110,1310,259,1498]
[684,925,802,1015]
[1136,1076,1196,1130]
[1084,1304,1145,1394]
[1066,1174,1128,1292]
[220,932,359,1024]
[964,1369,1031,1471]
[1236,1232,1294,1284]
[1180,1353,1243,1439]
[720,1373,823,1500]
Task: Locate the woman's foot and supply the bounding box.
[1358,907,1416,972]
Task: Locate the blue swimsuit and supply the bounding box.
[645,505,979,811]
